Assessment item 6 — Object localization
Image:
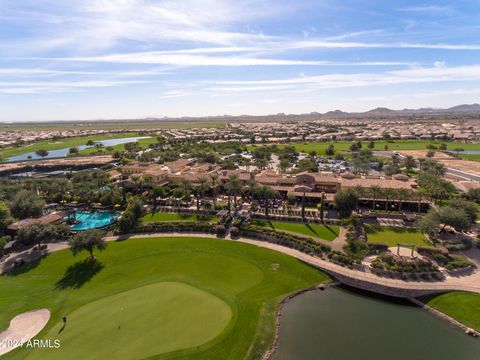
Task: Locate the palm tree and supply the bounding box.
[259,185,280,217]
[197,177,210,210]
[149,186,165,212]
[210,174,219,209]
[397,188,409,212]
[180,179,192,207]
[383,188,395,211]
[225,175,243,210]
[416,188,426,213]
[369,185,381,211]
[255,158,268,170]
[301,191,306,221]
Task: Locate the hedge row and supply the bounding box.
[239,225,331,256]
[133,221,216,234]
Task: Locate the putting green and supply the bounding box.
[27,282,231,360]
[0,237,328,359]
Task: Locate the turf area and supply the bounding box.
[140,212,219,223]
[0,132,138,159]
[421,292,480,332]
[248,140,480,160]
[0,237,328,360]
[365,225,429,247]
[28,282,231,360]
[252,220,339,241]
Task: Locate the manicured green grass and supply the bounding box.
[28,282,231,360]
[1,237,328,359]
[421,292,480,332]
[248,140,480,158]
[457,154,480,162]
[76,136,158,156]
[252,220,339,241]
[140,212,219,223]
[365,225,429,247]
[0,132,138,159]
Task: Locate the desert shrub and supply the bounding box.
[230,226,240,237]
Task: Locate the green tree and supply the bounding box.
[334,189,359,218]
[258,186,280,217]
[225,175,243,210]
[17,223,69,247]
[325,144,335,156]
[403,155,416,172]
[11,190,45,219]
[69,229,107,260]
[69,147,79,155]
[35,149,49,158]
[447,199,478,224]
[417,210,440,239]
[0,201,12,234]
[438,206,472,232]
[210,174,219,208]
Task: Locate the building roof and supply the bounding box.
[7,212,64,231]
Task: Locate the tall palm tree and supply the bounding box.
[369,185,381,211]
[180,179,192,207]
[225,175,243,210]
[149,186,165,212]
[383,188,394,211]
[260,186,280,217]
[301,191,306,221]
[197,177,210,210]
[210,174,219,209]
[397,188,409,212]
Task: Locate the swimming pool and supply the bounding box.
[68,211,118,231]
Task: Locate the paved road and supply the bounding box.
[445,167,480,181]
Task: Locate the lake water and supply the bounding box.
[448,150,480,155]
[6,136,151,162]
[275,287,480,360]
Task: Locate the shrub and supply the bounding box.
[367,242,389,253]
[133,221,216,234]
[216,224,226,236]
[239,224,331,256]
[230,226,240,237]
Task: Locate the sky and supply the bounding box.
[1,0,480,121]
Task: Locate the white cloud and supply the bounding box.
[211,64,480,91]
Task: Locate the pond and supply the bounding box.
[274,287,480,360]
[68,211,118,231]
[448,150,480,155]
[6,136,151,162]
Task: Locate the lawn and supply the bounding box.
[364,225,429,247]
[252,220,339,241]
[0,132,138,160]
[0,237,328,360]
[140,212,219,223]
[248,140,480,159]
[76,136,159,156]
[421,292,480,332]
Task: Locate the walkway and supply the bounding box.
[107,232,480,297]
[2,232,480,297]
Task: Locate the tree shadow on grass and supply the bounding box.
[55,259,104,290]
[305,223,319,236]
[4,252,48,276]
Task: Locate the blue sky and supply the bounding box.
[1,0,480,121]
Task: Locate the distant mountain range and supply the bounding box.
[317,103,480,118]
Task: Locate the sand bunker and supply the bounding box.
[0,309,50,355]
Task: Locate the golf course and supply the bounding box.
[0,236,328,360]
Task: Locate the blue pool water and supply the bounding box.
[69,211,118,231]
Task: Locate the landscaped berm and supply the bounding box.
[0,237,328,360]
